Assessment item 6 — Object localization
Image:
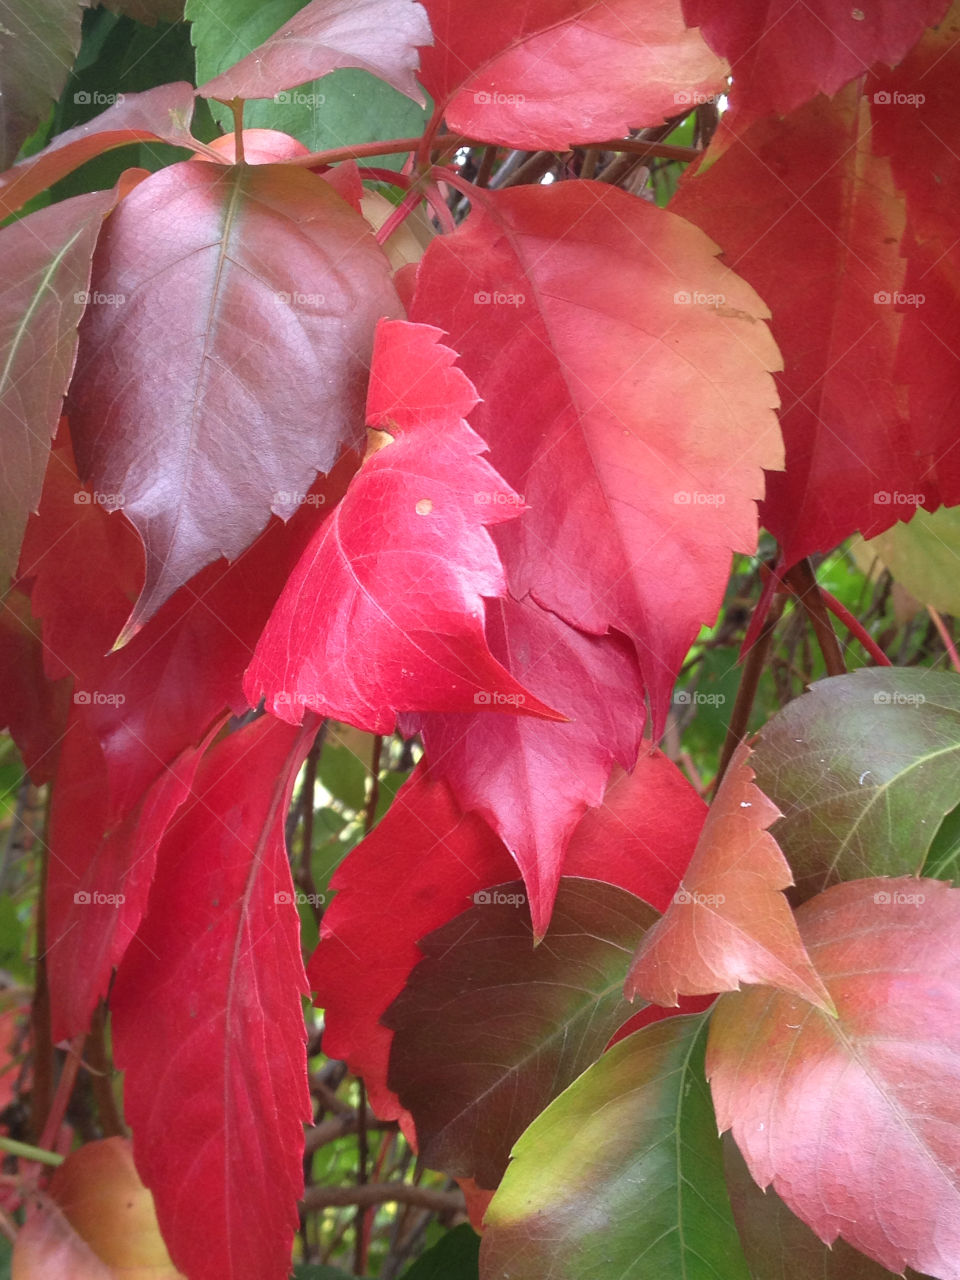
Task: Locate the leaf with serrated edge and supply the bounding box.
[752,668,960,901]
[627,742,835,1014]
[708,877,960,1280]
[481,1014,750,1280]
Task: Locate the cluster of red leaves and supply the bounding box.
[1,1,959,1278]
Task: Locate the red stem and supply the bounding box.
[928,605,960,673]
[819,587,892,666]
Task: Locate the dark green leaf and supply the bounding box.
[401,1223,480,1280]
[752,668,960,899]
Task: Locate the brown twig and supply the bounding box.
[301,1182,465,1213]
[85,1003,125,1138]
[782,559,846,677]
[716,591,786,787]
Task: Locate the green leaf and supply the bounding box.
[292,1265,359,1280]
[752,667,960,900]
[924,799,960,881]
[187,0,429,167]
[401,1223,480,1279]
[481,1014,750,1280]
[0,0,85,169]
[859,504,960,615]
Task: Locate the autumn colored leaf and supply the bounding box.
[384,876,658,1188]
[0,189,122,588]
[45,711,216,1041]
[626,743,834,1014]
[16,1138,184,1279]
[314,748,704,1130]
[406,593,647,937]
[707,877,960,1280]
[0,587,69,784]
[0,0,85,170]
[69,160,399,637]
[751,668,960,901]
[411,182,783,733]
[672,88,929,566]
[198,0,431,105]
[418,0,728,148]
[18,429,350,816]
[245,320,560,733]
[0,83,204,221]
[682,0,948,121]
[859,506,960,616]
[110,716,316,1280]
[868,7,960,511]
[722,1135,935,1280]
[481,1014,750,1280]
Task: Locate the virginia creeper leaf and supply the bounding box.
[481,1014,750,1280]
[0,586,69,782]
[384,876,659,1188]
[197,0,431,105]
[751,668,960,901]
[111,715,316,1280]
[34,1138,182,1278]
[673,88,926,566]
[187,0,429,164]
[314,748,704,1128]
[406,593,647,937]
[0,188,120,589]
[627,743,835,1014]
[245,320,560,733]
[0,0,85,170]
[859,506,960,617]
[19,430,351,816]
[0,82,203,220]
[68,159,399,636]
[45,710,216,1041]
[682,0,948,122]
[868,7,960,510]
[410,182,783,734]
[708,877,960,1280]
[418,0,728,148]
[722,1134,934,1280]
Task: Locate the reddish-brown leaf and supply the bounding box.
[683,0,948,121]
[418,0,728,148]
[110,716,315,1280]
[198,0,431,105]
[626,743,834,1013]
[0,0,85,170]
[672,89,939,565]
[313,747,704,1129]
[68,160,399,637]
[0,83,203,220]
[410,182,782,732]
[384,877,659,1188]
[708,877,960,1280]
[0,586,70,784]
[245,321,561,733]
[0,189,122,588]
[405,594,647,936]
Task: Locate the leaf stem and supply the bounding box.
[928,605,960,673]
[818,586,892,666]
[782,559,846,677]
[0,1137,64,1167]
[717,587,786,786]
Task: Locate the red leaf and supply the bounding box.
[673,89,932,565]
[406,594,647,936]
[683,0,948,121]
[0,189,123,587]
[46,710,217,1041]
[0,83,203,220]
[410,183,782,731]
[418,0,727,148]
[198,0,431,106]
[111,716,315,1280]
[708,877,960,1280]
[68,160,399,636]
[245,320,561,733]
[626,744,835,1014]
[868,10,960,510]
[313,747,705,1127]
